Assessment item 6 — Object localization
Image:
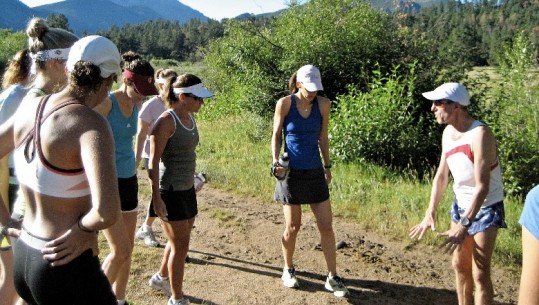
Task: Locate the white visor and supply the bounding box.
[30,48,71,62]
[155,77,167,85]
[173,83,214,98]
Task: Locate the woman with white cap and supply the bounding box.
[0,34,122,305]
[271,64,349,298]
[148,73,213,305]
[410,82,506,305]
[94,51,158,305]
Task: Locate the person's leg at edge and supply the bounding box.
[310,199,337,276]
[519,227,539,305]
[111,211,138,302]
[282,204,302,269]
[163,217,195,300]
[451,222,474,305]
[471,226,498,305]
[0,249,20,305]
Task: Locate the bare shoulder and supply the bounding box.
[317,95,331,105]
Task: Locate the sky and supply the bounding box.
[18,0,293,20]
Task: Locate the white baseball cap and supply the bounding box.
[297,64,323,92]
[67,35,121,78]
[422,82,470,106]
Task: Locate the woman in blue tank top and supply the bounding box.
[93,51,158,305]
[271,65,349,298]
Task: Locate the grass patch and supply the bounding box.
[196,113,524,268]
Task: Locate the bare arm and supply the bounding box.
[78,116,120,231]
[135,118,150,168]
[410,129,450,240]
[149,113,174,219]
[271,97,290,163]
[0,118,15,227]
[318,97,332,183]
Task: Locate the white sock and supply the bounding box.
[117,300,126,305]
[142,224,152,231]
[171,298,184,303]
[158,273,168,280]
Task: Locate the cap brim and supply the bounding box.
[422,90,442,101]
[302,82,323,92]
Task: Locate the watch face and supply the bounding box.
[460,217,470,226]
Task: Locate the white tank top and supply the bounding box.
[445,120,504,209]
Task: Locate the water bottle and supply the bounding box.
[276,153,289,180]
[194,172,206,192]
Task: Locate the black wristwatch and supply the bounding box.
[458,216,472,228]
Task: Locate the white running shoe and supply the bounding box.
[136,226,160,247]
[149,273,172,296]
[281,267,299,288]
[167,297,190,305]
[325,275,349,297]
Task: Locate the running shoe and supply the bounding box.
[281,267,299,288]
[167,297,190,305]
[325,275,349,297]
[149,273,172,296]
[136,226,160,247]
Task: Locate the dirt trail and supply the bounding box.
[127,185,519,305]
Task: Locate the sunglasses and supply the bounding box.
[185,93,203,101]
[433,99,454,106]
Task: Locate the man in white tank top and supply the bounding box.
[410,83,506,305]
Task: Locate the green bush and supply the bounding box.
[0,30,26,77]
[330,63,439,174]
[484,32,538,196]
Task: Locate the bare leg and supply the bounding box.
[451,222,474,305]
[163,217,195,300]
[472,227,498,305]
[310,199,337,276]
[111,212,137,300]
[102,216,132,288]
[0,249,20,305]
[282,204,302,268]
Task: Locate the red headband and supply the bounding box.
[122,69,158,96]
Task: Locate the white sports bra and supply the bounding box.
[14,95,90,198]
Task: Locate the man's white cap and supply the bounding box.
[297,64,323,92]
[422,82,470,106]
[66,35,121,78]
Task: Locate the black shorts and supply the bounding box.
[14,231,116,305]
[118,175,138,212]
[274,168,330,205]
[155,186,198,221]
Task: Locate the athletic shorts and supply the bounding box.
[158,186,198,221]
[13,230,116,305]
[274,168,330,205]
[451,200,507,235]
[520,185,539,240]
[118,175,138,212]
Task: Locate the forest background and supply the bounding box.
[0,0,538,267]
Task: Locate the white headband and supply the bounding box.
[172,83,214,98]
[156,77,167,85]
[30,48,71,62]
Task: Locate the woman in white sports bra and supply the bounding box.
[0,35,122,305]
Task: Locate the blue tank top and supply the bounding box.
[284,95,323,170]
[107,93,138,178]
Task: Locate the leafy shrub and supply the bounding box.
[486,32,539,196]
[330,63,440,174]
[0,30,26,77]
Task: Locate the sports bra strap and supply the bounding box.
[22,95,85,173]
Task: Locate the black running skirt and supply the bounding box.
[274,168,329,205]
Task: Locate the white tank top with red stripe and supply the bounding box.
[444,120,504,209]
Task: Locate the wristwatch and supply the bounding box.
[458,216,472,228]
